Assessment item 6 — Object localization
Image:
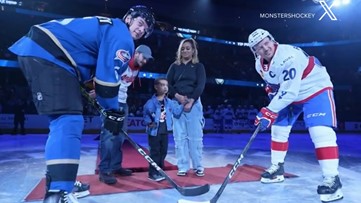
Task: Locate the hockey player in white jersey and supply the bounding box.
[248,28,343,202]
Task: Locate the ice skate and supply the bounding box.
[317,175,343,202]
[260,162,285,183]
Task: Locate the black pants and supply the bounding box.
[17,56,83,115]
[148,133,168,176]
[13,117,25,134]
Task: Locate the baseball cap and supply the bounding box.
[136,45,154,60]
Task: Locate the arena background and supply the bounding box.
[1,0,360,134]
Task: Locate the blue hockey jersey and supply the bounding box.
[8,16,135,110]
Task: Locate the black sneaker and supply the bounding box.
[148,174,166,182]
[44,190,79,203]
[99,172,117,185]
[113,168,132,176]
[195,169,205,177]
[72,181,90,198]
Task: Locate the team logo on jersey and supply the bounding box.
[115,49,131,63]
[278,91,287,99]
[269,71,276,78]
[280,56,293,66]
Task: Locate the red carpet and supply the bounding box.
[94,139,177,173]
[24,164,297,201]
[24,139,297,201]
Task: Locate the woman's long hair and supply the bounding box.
[175,38,199,65]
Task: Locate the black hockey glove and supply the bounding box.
[104,109,125,135]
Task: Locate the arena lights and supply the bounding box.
[130,71,262,87]
[175,27,200,34]
[176,33,193,39]
[0,0,22,6]
[5,4,358,48]
[0,60,351,89]
[0,59,18,68]
[215,78,225,85]
[173,33,249,47]
[139,72,164,79]
[332,0,351,7]
[313,0,350,5]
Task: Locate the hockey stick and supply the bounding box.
[80,86,210,196]
[178,125,261,203]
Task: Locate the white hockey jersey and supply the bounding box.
[255,44,333,113]
[117,65,139,104]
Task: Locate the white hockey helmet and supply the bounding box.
[248,28,275,53]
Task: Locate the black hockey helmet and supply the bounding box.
[123,5,155,38]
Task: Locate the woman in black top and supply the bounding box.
[166,38,206,177]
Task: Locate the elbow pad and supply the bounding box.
[94,82,119,98]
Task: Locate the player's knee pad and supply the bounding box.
[271,125,291,142]
[309,126,337,148]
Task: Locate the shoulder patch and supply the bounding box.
[115,49,131,63]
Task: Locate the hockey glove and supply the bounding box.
[265,85,277,100]
[255,107,278,131]
[104,109,125,135]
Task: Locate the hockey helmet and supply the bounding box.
[248,28,275,53]
[123,5,156,38]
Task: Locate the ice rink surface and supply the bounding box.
[0,131,360,203]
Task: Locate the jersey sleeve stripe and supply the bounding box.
[301,56,315,79]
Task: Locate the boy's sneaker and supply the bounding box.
[317,175,343,202]
[177,171,187,176]
[148,174,166,182]
[44,190,79,203]
[99,172,117,185]
[195,169,205,177]
[72,181,90,198]
[260,162,285,183]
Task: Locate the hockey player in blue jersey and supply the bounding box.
[8,5,155,203]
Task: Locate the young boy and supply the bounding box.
[143,78,183,181]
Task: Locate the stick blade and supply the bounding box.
[180,184,210,196]
[178,199,210,203]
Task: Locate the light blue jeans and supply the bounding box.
[173,99,205,172]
